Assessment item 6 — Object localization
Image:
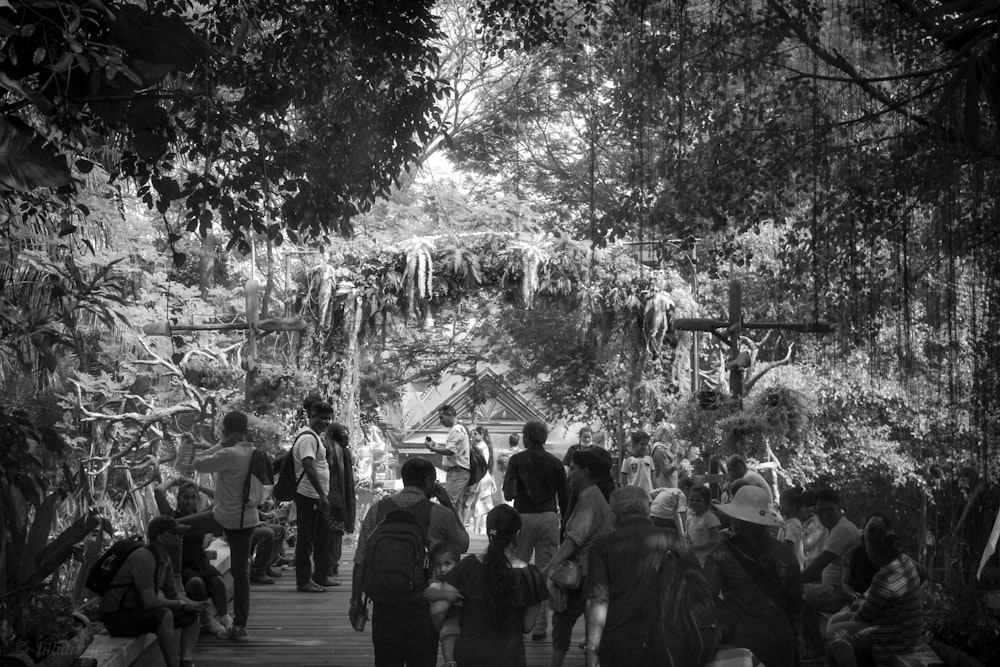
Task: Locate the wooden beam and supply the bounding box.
[673,317,730,332]
[741,320,835,333]
[142,316,306,337]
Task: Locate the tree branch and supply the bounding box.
[744,342,794,395]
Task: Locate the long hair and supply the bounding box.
[475,425,494,468]
[328,422,350,446]
[484,505,521,630]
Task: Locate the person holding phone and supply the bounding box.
[425,405,472,519]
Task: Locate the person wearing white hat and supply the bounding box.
[703,485,804,667]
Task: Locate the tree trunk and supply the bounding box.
[330,294,364,438]
[198,232,216,299]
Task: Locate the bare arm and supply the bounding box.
[427,443,457,456]
[801,549,838,583]
[542,537,579,578]
[523,604,540,634]
[153,479,176,516]
[422,581,461,603]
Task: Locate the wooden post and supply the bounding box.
[245,278,259,406]
[728,280,743,400]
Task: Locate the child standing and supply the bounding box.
[777,487,805,568]
[426,541,463,667]
[620,432,654,494]
[685,486,721,564]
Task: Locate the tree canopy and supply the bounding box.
[2,3,1000,655]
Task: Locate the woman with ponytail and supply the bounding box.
[423,505,549,667]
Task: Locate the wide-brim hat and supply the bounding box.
[713,486,782,527]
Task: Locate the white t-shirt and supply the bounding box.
[621,455,653,493]
[442,423,470,470]
[820,515,861,586]
[778,516,805,569]
[686,510,721,548]
[292,427,329,499]
[650,487,687,521]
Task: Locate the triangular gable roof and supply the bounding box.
[409,366,547,433]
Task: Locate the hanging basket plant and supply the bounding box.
[401,237,434,321]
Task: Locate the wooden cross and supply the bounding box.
[673,280,834,400]
[142,279,307,404]
[673,280,833,497]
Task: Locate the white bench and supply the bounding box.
[80,538,232,667]
[893,643,945,667]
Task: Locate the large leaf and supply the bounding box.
[0,116,72,192]
[30,510,104,589]
[17,490,61,584]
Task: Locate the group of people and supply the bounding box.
[93,402,927,667]
[352,411,927,667]
[96,400,358,667]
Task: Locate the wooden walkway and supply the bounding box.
[194,534,586,667]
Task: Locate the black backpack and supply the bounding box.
[361,497,432,604]
[272,431,315,502]
[239,447,273,527]
[467,441,488,486]
[85,535,155,596]
[646,549,721,667]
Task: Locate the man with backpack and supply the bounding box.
[97,516,203,667]
[350,457,469,667]
[180,410,265,642]
[290,399,334,592]
[583,486,685,667]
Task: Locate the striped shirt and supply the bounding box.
[856,552,924,666]
[353,487,468,564]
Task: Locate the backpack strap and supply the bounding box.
[373,497,432,544]
[109,545,161,612]
[239,446,256,529]
[725,539,789,614]
[291,429,320,491]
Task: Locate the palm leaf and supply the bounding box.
[0,116,72,192]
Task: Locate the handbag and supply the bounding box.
[550,559,582,590]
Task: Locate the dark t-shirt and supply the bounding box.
[503,447,568,514]
[99,547,176,615]
[442,555,548,635]
[846,538,880,594]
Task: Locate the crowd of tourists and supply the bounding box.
[92,400,931,667]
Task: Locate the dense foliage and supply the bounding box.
[2,0,1000,656]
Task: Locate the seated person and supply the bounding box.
[826,517,924,666]
[826,514,885,632]
[250,512,287,584]
[801,488,861,656]
[154,477,231,633]
[99,516,203,667]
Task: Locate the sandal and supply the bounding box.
[296,581,326,593]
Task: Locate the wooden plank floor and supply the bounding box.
[194,534,586,666]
